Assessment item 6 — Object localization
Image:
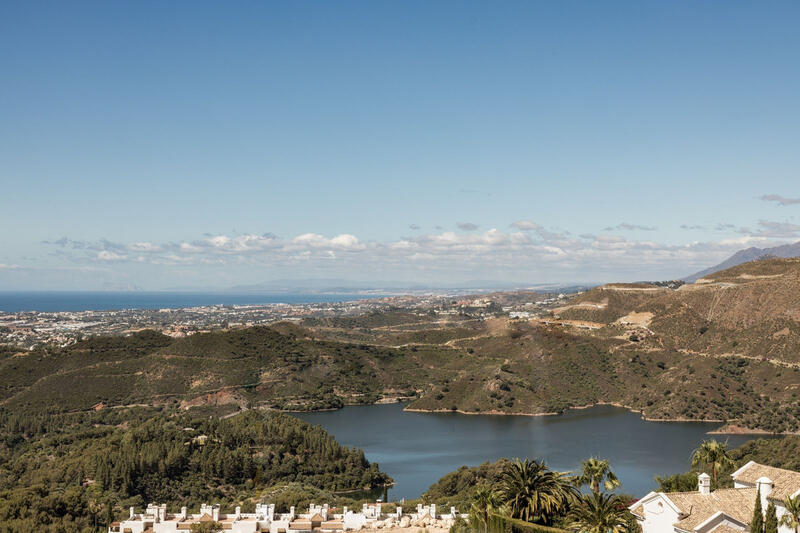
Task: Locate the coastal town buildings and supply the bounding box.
[109,501,463,533]
[631,462,800,533]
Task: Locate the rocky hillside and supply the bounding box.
[556,257,800,363]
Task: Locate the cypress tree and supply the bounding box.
[751,488,764,533]
[105,500,115,526]
[765,501,778,533]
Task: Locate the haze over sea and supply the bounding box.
[0,291,379,313]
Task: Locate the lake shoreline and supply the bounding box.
[297,402,758,500]
[284,399,787,435]
[403,402,786,435]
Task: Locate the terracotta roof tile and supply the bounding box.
[666,488,756,531]
[707,525,746,533]
[733,463,800,501]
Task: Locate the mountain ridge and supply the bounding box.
[684,240,800,282]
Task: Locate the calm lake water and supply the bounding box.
[296,403,757,500]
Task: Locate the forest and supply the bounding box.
[0,406,390,532]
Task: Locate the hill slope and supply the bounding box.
[557,257,800,363]
[684,240,800,282]
[3,260,800,433]
[0,407,390,531]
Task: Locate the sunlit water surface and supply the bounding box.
[296,403,757,500]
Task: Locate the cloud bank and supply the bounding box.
[33,218,800,288]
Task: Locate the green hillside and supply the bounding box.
[0,406,390,532]
[3,258,800,434]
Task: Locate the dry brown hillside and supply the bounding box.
[556,257,800,363]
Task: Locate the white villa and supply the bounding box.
[631,461,800,533]
[109,501,464,533]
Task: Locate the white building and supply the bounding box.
[631,462,800,533]
[110,501,465,533]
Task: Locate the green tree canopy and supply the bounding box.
[578,458,621,493]
[780,496,800,533]
[498,458,578,526]
[567,492,632,533]
[691,440,734,486]
[750,488,763,533]
[765,501,778,533]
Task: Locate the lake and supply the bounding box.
[296,403,758,500]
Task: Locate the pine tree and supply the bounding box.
[765,501,778,533]
[751,488,764,533]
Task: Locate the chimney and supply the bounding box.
[698,473,711,495]
[130,507,135,519]
[235,506,241,520]
[180,507,187,519]
[212,504,219,522]
[756,477,773,511]
[343,506,348,516]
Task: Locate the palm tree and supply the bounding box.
[567,492,632,533]
[498,458,579,525]
[579,457,621,493]
[470,485,500,533]
[691,440,734,486]
[780,496,800,533]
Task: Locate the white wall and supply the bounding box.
[774,501,796,533]
[641,496,681,533]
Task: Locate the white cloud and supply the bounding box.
[330,234,362,248]
[96,251,125,261]
[291,233,364,250]
[127,242,162,252]
[39,221,800,284]
[205,235,231,248]
[510,220,541,231]
[733,220,800,239]
[603,222,657,232]
[761,194,800,206]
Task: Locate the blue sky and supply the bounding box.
[2,1,800,289]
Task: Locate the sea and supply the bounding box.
[0,291,380,313]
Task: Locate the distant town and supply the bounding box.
[0,290,575,349]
